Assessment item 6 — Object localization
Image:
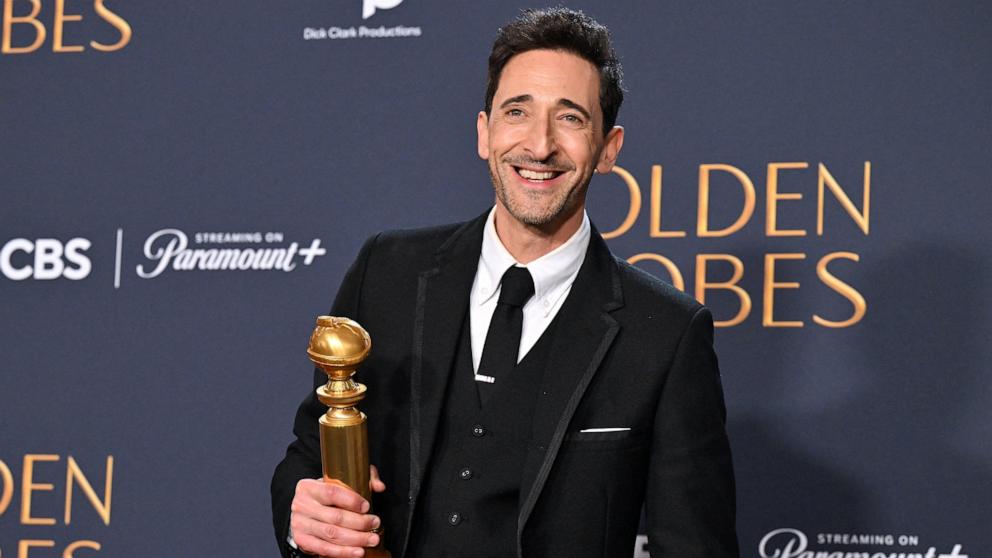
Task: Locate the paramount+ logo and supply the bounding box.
[759,527,969,558]
[1,0,131,55]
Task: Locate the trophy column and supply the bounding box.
[307,316,390,557]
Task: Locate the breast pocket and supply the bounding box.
[561,426,649,451]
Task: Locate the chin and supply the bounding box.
[504,193,579,228]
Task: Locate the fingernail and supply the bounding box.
[369,533,380,546]
[352,549,364,557]
[372,516,381,528]
[361,500,370,513]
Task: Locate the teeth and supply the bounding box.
[518,168,556,180]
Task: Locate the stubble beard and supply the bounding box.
[488,159,589,229]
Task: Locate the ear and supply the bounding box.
[476,111,490,160]
[595,126,625,173]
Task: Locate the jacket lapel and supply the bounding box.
[407,214,486,518]
[516,228,625,551]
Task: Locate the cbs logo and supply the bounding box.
[0,238,91,280]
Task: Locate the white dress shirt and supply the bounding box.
[469,207,590,382]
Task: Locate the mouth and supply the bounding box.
[512,165,566,184]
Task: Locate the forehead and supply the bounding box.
[494,49,601,111]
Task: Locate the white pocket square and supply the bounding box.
[579,427,631,433]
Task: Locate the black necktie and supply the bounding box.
[477,266,535,399]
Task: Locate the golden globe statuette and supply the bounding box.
[307,316,390,557]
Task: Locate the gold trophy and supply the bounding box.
[307,316,390,557]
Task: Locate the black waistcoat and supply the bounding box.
[406,313,559,557]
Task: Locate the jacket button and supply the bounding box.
[472,424,486,437]
[459,467,473,480]
[447,512,462,526]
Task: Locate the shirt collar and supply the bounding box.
[477,207,590,315]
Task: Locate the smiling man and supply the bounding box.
[272,8,738,558]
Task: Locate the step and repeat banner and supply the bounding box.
[2,1,989,556]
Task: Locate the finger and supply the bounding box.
[298,514,381,550]
[309,480,370,513]
[294,530,366,558]
[296,498,380,532]
[369,465,386,493]
[294,528,362,558]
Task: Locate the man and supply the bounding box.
[272,8,738,558]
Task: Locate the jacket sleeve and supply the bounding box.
[270,233,380,558]
[646,306,739,557]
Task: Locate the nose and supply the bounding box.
[522,115,557,162]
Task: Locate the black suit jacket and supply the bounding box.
[271,212,738,557]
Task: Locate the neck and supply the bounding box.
[492,203,584,264]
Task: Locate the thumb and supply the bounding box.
[370,464,387,493]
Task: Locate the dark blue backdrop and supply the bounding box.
[2,1,989,556]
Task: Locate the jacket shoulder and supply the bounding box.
[365,220,469,264]
[614,256,703,320]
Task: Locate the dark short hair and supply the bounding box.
[484,7,624,135]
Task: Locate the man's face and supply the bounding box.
[477,49,623,232]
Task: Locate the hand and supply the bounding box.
[290,465,387,557]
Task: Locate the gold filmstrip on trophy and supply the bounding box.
[307,316,390,557]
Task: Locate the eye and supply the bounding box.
[560,113,585,127]
[505,108,525,119]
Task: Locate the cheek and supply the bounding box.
[492,128,526,150]
[561,138,596,168]
[491,118,536,143]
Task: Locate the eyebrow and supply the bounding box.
[559,98,592,121]
[499,94,533,108]
[498,95,593,121]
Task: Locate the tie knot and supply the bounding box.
[498,266,535,307]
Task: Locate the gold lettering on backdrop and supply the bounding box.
[7,539,103,558]
[600,166,641,239]
[601,161,871,328]
[650,165,687,238]
[63,540,101,557]
[91,0,130,51]
[697,164,756,237]
[627,253,685,291]
[763,253,806,327]
[818,162,871,235]
[766,162,809,237]
[0,458,13,515]
[20,454,59,525]
[2,0,46,54]
[18,540,56,558]
[1,454,115,555]
[52,0,83,52]
[1,0,131,54]
[694,254,751,327]
[814,252,867,327]
[64,456,113,525]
